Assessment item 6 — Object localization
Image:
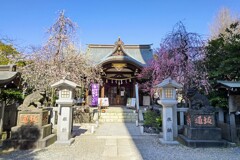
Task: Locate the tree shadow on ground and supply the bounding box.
[0,149,47,160]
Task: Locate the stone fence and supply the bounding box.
[215,108,240,144]
[157,107,189,132]
[139,106,239,143]
[46,105,240,144]
[159,107,239,143]
[138,107,189,133]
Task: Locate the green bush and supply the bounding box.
[144,110,162,129]
[0,89,23,105]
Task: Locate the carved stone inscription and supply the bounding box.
[19,114,40,125]
[194,115,213,126]
[18,110,49,126]
[187,114,215,127]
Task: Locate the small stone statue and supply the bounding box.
[18,90,47,110]
[187,88,215,113]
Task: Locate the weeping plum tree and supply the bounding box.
[47,10,77,61]
[21,11,102,93]
[138,22,209,100]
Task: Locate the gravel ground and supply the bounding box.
[1,123,240,160]
[1,135,240,160]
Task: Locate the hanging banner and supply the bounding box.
[91,83,99,106]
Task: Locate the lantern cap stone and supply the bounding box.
[155,77,182,89]
[51,78,80,89]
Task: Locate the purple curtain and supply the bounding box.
[91,83,99,106]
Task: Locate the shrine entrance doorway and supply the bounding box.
[105,83,132,106]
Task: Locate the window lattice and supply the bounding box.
[61,89,70,98]
[165,89,173,98]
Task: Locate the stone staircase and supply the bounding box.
[95,107,137,123]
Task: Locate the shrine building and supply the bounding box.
[86,38,153,106]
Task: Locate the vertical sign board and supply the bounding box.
[91,83,99,106]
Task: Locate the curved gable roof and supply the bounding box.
[0,65,20,87]
[86,38,153,66]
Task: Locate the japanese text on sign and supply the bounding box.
[194,115,213,125]
[20,114,39,125]
[91,83,99,106]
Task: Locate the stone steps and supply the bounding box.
[95,107,137,123]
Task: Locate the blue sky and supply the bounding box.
[0,0,240,50]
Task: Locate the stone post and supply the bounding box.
[229,113,237,142]
[172,104,178,138]
[135,83,139,112]
[180,111,184,126]
[217,108,224,123]
[160,98,179,144]
[51,78,80,145]
[155,78,182,144]
[177,108,188,129]
[162,104,174,141]
[50,107,58,132]
[56,102,74,144]
[0,101,5,137]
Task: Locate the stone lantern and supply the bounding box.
[155,77,182,144]
[51,78,80,145]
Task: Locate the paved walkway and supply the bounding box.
[1,123,240,160]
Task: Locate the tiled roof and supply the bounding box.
[0,64,20,86]
[216,80,240,89]
[86,39,153,66]
[0,71,19,86]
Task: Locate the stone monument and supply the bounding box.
[178,88,227,147]
[8,91,56,149]
[51,78,80,145]
[155,77,182,144]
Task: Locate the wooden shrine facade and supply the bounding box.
[87,38,153,105]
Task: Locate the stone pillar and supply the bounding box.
[229,113,237,142]
[180,111,184,126]
[54,98,75,145]
[57,104,74,144]
[218,108,224,123]
[135,84,139,112]
[50,107,58,132]
[0,101,5,137]
[162,106,174,141]
[155,78,182,144]
[172,105,178,138]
